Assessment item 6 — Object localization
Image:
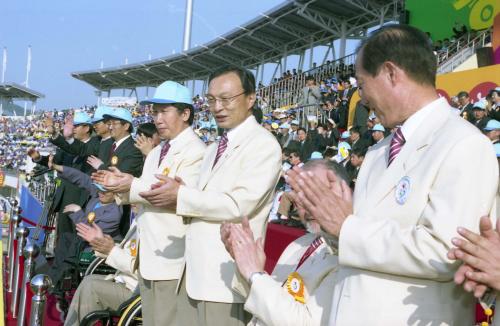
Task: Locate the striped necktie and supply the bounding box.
[159,141,170,166]
[213,133,228,168]
[388,127,405,167]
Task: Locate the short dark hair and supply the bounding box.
[152,103,194,125]
[351,147,367,158]
[208,66,256,95]
[349,127,361,135]
[137,122,158,138]
[303,159,349,184]
[357,24,436,86]
[457,91,469,98]
[297,127,306,134]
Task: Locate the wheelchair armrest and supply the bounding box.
[116,294,141,314]
[84,256,106,276]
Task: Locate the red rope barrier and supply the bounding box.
[19,216,55,231]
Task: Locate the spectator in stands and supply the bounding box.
[488,87,500,121]
[457,91,475,123]
[297,75,321,108]
[371,123,386,145]
[289,120,299,141]
[346,147,366,188]
[482,119,500,145]
[289,127,317,162]
[277,123,292,148]
[134,122,161,157]
[452,21,467,38]
[65,221,138,326]
[473,99,490,130]
[325,119,340,148]
[220,160,348,326]
[349,127,370,152]
[352,100,370,135]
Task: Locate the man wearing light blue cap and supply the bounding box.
[278,122,292,148]
[482,119,499,145]
[371,123,386,144]
[92,80,206,326]
[51,106,114,169]
[472,99,490,131]
[100,107,143,178]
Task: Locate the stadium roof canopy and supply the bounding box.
[0,83,45,101]
[72,0,403,91]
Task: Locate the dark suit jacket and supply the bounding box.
[460,103,476,123]
[352,101,369,135]
[51,135,114,170]
[61,166,122,240]
[103,136,144,177]
[50,135,99,175]
[351,138,370,153]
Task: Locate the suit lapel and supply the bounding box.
[199,116,257,189]
[366,106,451,208]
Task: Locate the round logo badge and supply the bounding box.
[130,239,137,257]
[395,176,411,205]
[286,272,305,303]
[87,212,96,224]
[111,155,118,166]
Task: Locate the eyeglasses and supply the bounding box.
[206,91,246,108]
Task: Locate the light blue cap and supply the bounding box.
[140,81,192,105]
[92,106,114,123]
[495,143,500,157]
[484,119,500,131]
[341,131,350,138]
[73,112,92,126]
[103,108,133,124]
[473,99,487,110]
[279,123,290,129]
[93,183,108,192]
[291,120,299,125]
[368,112,377,120]
[372,124,385,132]
[309,151,323,160]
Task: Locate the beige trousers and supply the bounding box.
[64,274,132,326]
[138,273,178,326]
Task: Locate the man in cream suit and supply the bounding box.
[144,66,282,325]
[221,159,347,326]
[287,25,498,325]
[65,221,138,326]
[92,81,206,326]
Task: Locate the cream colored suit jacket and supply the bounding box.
[329,98,499,325]
[177,116,282,303]
[243,233,338,326]
[126,127,206,280]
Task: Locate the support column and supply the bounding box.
[339,21,347,58]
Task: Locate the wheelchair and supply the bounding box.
[78,257,142,326]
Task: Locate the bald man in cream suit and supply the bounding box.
[95,81,206,326]
[287,25,498,326]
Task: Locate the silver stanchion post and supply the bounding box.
[29,274,52,326]
[7,197,18,255]
[11,226,29,317]
[8,213,21,293]
[18,243,40,326]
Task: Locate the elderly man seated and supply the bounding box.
[64,221,138,326]
[221,160,350,325]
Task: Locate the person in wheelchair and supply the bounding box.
[65,220,138,326]
[45,157,123,296]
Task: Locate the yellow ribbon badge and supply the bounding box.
[286,272,305,303]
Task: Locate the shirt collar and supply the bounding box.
[399,97,445,142]
[225,115,254,142]
[114,134,131,149]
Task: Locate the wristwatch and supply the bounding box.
[248,271,266,286]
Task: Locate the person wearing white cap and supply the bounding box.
[133,66,281,326]
[472,99,491,131]
[93,80,206,326]
[371,123,386,144]
[278,122,292,148]
[482,119,500,145]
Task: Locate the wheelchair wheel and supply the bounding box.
[117,296,142,326]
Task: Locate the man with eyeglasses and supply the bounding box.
[134,66,282,326]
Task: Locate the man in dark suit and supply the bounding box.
[349,127,371,152]
[352,100,370,135]
[457,91,475,123]
[288,127,318,162]
[472,100,491,131]
[101,108,144,177]
[51,106,114,169]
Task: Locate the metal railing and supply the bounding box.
[257,53,357,113]
[28,179,56,204]
[436,29,492,74]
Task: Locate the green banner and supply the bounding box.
[406,0,499,41]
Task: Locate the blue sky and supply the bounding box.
[1,0,358,110]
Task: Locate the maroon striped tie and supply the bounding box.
[159,141,170,166]
[213,133,228,168]
[388,127,405,167]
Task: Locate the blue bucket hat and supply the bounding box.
[73,112,92,126]
[103,108,133,124]
[341,131,350,139]
[140,81,192,105]
[309,151,323,160]
[92,106,114,123]
[483,119,500,131]
[372,124,385,132]
[472,99,487,110]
